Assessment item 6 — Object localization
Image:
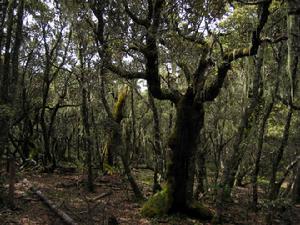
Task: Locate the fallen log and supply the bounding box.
[30,187,78,225]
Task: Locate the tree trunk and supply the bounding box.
[81,87,93,192]
[148,91,163,193]
[0,0,15,169]
[110,87,145,200]
[195,151,207,198]
[251,99,273,209]
[167,89,204,212]
[266,107,293,225]
[216,48,263,222]
[292,161,300,203]
[8,156,16,208]
[287,0,300,100]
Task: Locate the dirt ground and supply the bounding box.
[0,168,299,225]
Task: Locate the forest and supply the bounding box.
[0,0,299,224]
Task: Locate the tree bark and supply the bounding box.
[292,161,300,203]
[0,0,15,169]
[266,107,293,225]
[81,87,93,192]
[148,91,163,193]
[167,88,204,212]
[251,99,274,209]
[8,156,16,208]
[287,0,300,100]
[111,87,145,200]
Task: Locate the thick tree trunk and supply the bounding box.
[167,89,204,212]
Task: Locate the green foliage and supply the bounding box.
[141,188,172,217]
[0,104,14,119]
[103,163,118,175]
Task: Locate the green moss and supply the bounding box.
[141,188,213,221]
[113,87,129,123]
[141,188,172,217]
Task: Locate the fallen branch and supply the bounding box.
[30,187,78,225]
[93,191,112,201]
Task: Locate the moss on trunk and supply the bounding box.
[142,89,213,220]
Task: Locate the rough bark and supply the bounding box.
[167,88,204,211]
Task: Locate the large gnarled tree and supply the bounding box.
[89,0,272,219]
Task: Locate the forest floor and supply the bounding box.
[0,168,299,225]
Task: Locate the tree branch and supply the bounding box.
[204,0,272,101]
[278,156,300,187]
[106,63,147,79]
[123,0,150,27]
[276,95,300,110]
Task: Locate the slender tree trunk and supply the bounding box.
[111,87,144,200]
[216,48,263,222]
[251,99,273,209]
[130,82,138,160]
[122,124,145,200]
[292,161,300,203]
[0,0,8,54]
[287,0,300,100]
[40,77,52,166]
[0,0,15,168]
[266,107,293,225]
[148,91,163,193]
[81,87,93,192]
[287,0,300,205]
[217,88,258,202]
[195,151,207,198]
[8,156,16,208]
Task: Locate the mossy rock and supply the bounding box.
[141,188,171,217]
